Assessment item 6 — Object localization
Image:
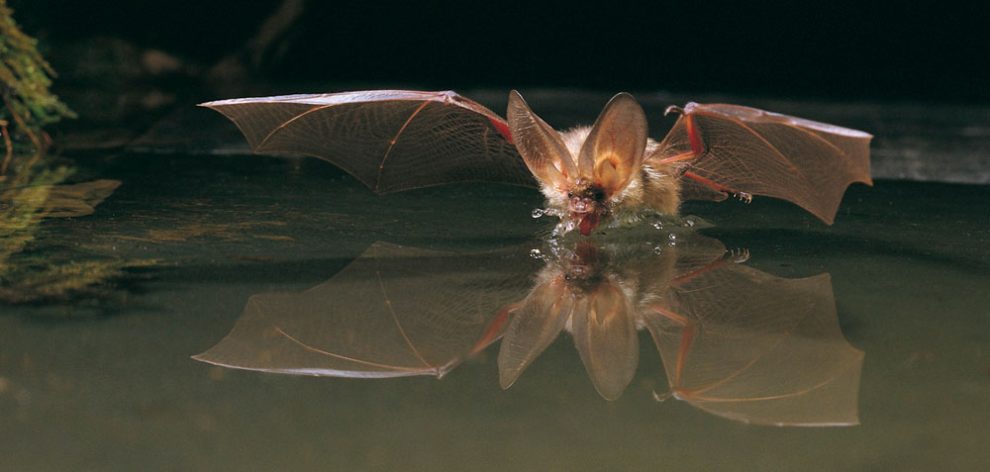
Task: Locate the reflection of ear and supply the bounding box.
[577,93,648,196]
[572,284,638,400]
[506,90,576,190]
[497,279,573,390]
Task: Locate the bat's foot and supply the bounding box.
[732,192,753,204]
[652,389,673,402]
[664,105,685,116]
[726,248,750,264]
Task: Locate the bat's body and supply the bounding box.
[202,90,872,234]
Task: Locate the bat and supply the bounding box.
[201,90,873,235]
[195,233,864,426]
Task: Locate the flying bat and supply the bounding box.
[202,90,873,235]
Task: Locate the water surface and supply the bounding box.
[1,153,987,471]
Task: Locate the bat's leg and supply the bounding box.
[682,171,731,194]
[727,248,750,264]
[648,304,695,393]
[667,108,755,201]
[671,255,733,286]
[470,302,522,355]
[649,303,688,326]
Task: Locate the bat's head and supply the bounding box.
[507,91,648,235]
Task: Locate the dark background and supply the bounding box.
[12,0,990,102]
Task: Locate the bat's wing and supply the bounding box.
[194,242,533,379]
[651,103,873,224]
[200,90,536,193]
[644,265,864,426]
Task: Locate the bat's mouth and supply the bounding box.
[576,213,600,236]
[569,199,606,236]
[567,186,608,236]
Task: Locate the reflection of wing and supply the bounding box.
[194,242,533,378]
[201,91,535,193]
[644,264,864,426]
[652,103,872,224]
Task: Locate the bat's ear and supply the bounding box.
[507,90,577,190]
[578,93,648,197]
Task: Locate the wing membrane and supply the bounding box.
[194,242,534,378]
[653,103,873,223]
[644,265,864,426]
[201,90,535,193]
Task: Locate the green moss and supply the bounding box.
[0,0,75,127]
[0,2,153,306]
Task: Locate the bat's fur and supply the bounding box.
[544,126,682,232]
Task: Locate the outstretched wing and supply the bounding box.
[651,103,873,224]
[193,242,534,379]
[201,90,536,193]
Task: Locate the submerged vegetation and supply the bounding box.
[0,1,146,306]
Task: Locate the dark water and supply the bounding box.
[1,154,988,471]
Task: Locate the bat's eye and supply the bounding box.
[592,189,606,201]
[567,192,574,198]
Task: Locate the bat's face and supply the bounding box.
[507,91,648,235]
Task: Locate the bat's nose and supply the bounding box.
[570,196,595,213]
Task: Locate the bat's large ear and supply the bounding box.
[507,90,577,190]
[577,93,648,197]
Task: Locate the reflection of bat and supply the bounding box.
[196,233,864,426]
[642,259,864,426]
[497,232,864,426]
[202,90,872,235]
[193,243,534,378]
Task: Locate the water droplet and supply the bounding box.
[684,218,695,227]
[529,249,542,258]
[653,246,664,255]
[652,222,664,230]
[668,233,677,241]
[531,208,545,219]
